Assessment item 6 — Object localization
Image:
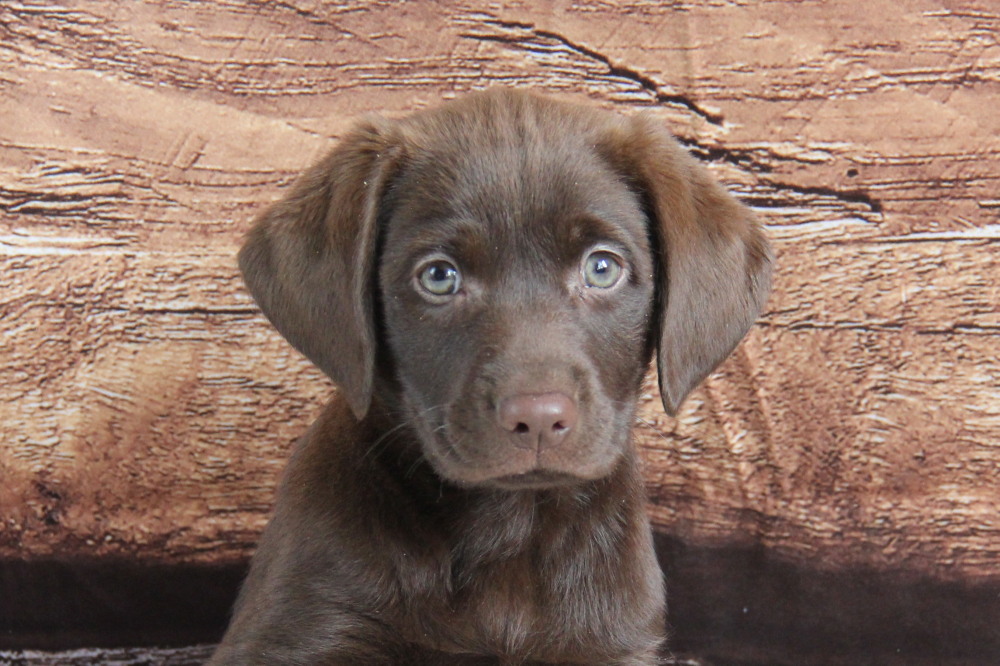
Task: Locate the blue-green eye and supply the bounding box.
[582,251,624,289]
[418,260,461,296]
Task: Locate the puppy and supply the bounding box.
[210,89,772,665]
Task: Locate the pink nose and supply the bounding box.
[498,392,578,450]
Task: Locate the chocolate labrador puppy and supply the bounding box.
[210,89,771,665]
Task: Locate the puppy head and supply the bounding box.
[240,89,772,489]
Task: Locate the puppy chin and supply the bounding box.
[484,469,601,491]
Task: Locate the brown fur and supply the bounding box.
[210,89,772,665]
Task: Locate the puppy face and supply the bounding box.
[238,89,772,491]
[377,111,656,488]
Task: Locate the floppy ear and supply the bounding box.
[606,114,773,416]
[238,118,402,419]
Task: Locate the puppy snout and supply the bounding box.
[498,392,578,450]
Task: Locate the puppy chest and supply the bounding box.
[406,553,637,661]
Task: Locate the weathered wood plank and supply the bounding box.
[1,255,326,561]
[2,242,997,575]
[641,325,1000,579]
[2,0,998,587]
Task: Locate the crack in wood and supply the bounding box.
[678,138,776,173]
[457,16,723,124]
[534,27,724,125]
[134,307,260,316]
[758,320,1000,335]
[755,181,884,216]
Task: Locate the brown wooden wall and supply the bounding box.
[2,0,999,661]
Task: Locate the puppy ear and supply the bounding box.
[238,118,402,419]
[606,114,773,416]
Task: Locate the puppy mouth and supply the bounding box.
[421,426,608,489]
[487,469,585,490]
[423,432,588,489]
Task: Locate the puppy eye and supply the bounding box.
[417,260,461,296]
[582,251,624,289]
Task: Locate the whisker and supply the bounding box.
[360,420,413,464]
[404,451,428,479]
[360,403,450,464]
[632,415,678,447]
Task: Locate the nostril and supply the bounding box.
[514,422,530,434]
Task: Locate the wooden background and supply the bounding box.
[2,0,998,663]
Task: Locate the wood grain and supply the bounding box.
[2,0,998,590]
